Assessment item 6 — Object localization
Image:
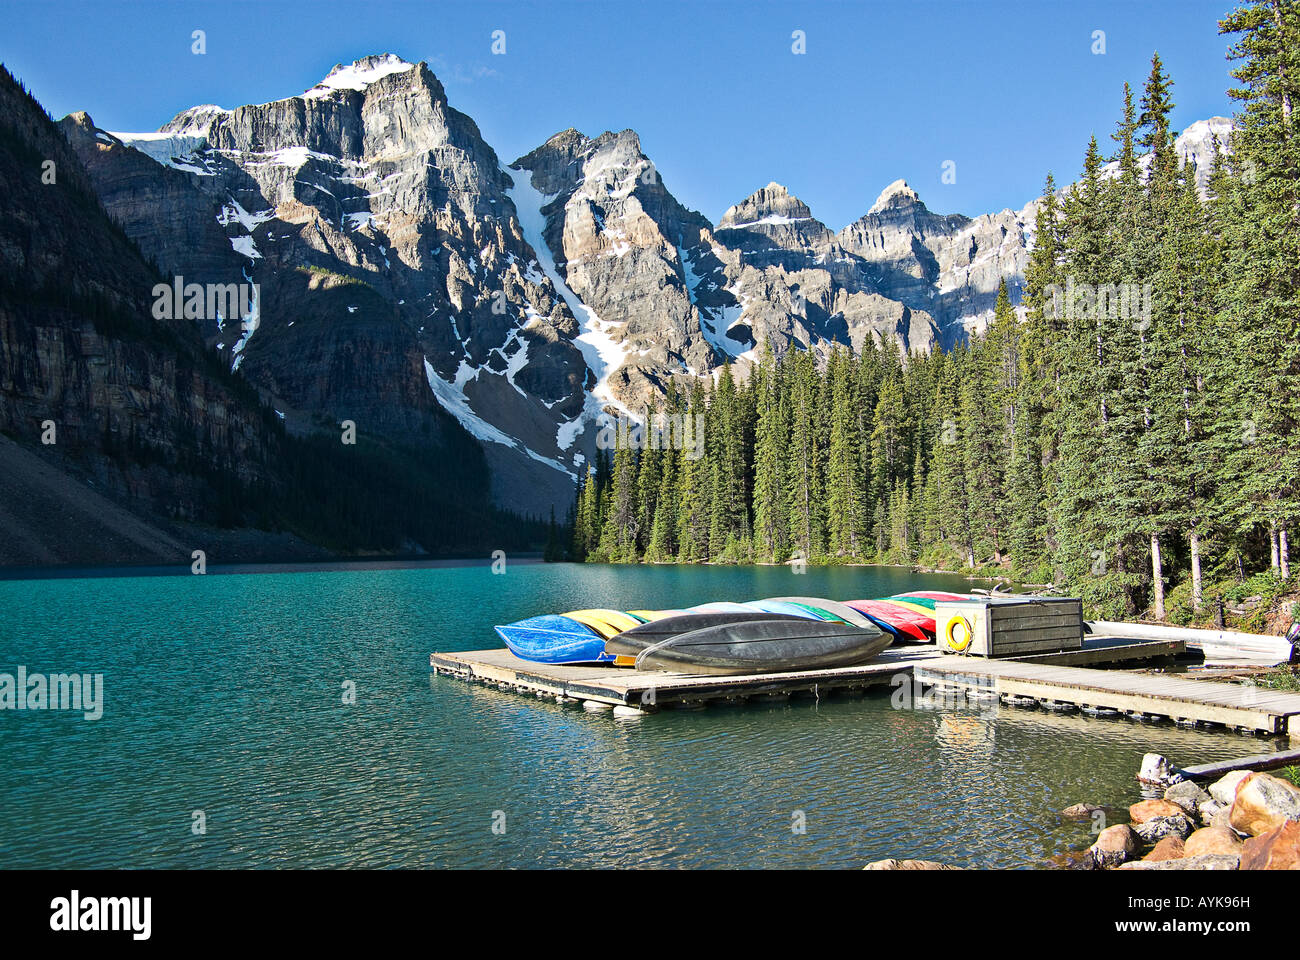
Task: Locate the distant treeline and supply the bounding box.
[568,2,1299,622]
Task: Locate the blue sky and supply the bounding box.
[3,0,1239,228]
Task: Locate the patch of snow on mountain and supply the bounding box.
[423,358,574,477]
[160,104,230,137]
[218,200,275,233]
[230,236,261,260]
[229,275,261,371]
[425,359,518,447]
[302,55,414,99]
[716,215,812,230]
[686,258,752,359]
[248,146,336,169]
[505,163,636,425]
[555,413,585,453]
[108,130,213,175]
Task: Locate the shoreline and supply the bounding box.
[0,553,546,581]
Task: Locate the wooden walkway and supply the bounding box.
[914,658,1300,735]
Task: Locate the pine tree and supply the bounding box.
[598,424,639,562]
[825,345,868,556]
[676,380,710,560]
[786,348,825,560]
[707,363,749,559]
[869,375,909,559]
[636,402,662,558]
[751,340,788,560]
[1132,55,1182,619]
[959,329,1006,563]
[1053,134,1133,614]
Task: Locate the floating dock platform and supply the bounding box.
[427,632,1300,730]
[431,645,942,709]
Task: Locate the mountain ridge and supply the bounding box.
[62,54,1234,516]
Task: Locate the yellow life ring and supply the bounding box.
[946,615,974,653]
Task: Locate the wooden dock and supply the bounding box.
[430,634,1299,731]
[914,658,1300,735]
[431,645,938,709]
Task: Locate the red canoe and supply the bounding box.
[844,599,935,643]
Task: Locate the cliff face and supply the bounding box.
[0,64,533,564]
[0,67,278,526]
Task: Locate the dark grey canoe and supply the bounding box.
[605,611,809,659]
[630,618,892,675]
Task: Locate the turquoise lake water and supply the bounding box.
[0,561,1279,869]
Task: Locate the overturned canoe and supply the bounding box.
[764,596,881,629]
[897,591,974,603]
[494,614,617,664]
[743,599,832,619]
[563,608,645,637]
[631,618,891,675]
[844,599,935,643]
[606,611,810,659]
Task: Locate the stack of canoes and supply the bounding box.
[494,590,977,675]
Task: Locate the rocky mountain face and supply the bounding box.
[0,66,278,523]
[65,55,589,512]
[0,63,537,565]
[57,54,1233,516]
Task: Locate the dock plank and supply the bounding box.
[1008,637,1182,667]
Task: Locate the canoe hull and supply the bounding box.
[632,619,891,675]
[606,611,809,659]
[845,599,935,643]
[495,614,615,664]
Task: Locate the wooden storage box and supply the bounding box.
[934,597,1083,657]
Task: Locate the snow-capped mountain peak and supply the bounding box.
[869,178,920,214]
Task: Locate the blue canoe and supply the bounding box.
[688,601,757,614]
[744,599,832,619]
[494,614,616,664]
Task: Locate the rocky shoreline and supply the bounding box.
[1061,756,1299,870]
[865,755,1299,871]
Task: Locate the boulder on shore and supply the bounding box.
[1135,813,1195,843]
[864,858,964,870]
[1239,820,1300,870]
[1184,826,1244,858]
[1228,772,1300,837]
[1117,853,1239,871]
[1199,799,1228,828]
[1209,769,1254,805]
[1090,824,1139,867]
[1139,753,1182,784]
[1130,798,1187,823]
[1143,836,1186,861]
[1165,781,1211,816]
